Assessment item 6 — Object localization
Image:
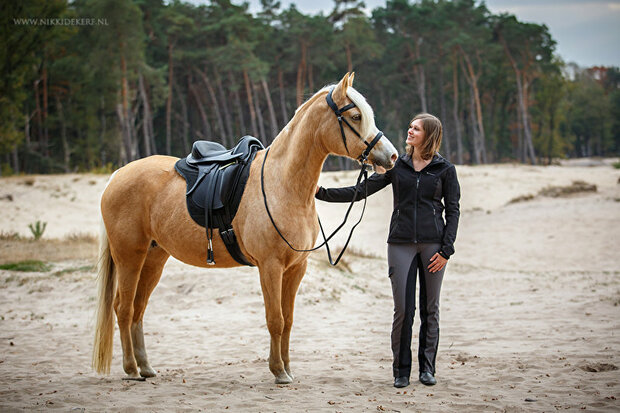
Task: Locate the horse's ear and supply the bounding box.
[336,72,351,101]
[348,72,355,87]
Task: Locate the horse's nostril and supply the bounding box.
[391,153,398,162]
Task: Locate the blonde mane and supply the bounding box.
[295,84,376,139]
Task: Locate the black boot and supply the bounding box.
[419,371,436,386]
[394,376,410,388]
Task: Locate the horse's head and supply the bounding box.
[315,73,398,173]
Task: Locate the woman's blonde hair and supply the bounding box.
[406,113,443,160]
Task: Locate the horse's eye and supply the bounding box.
[352,114,361,121]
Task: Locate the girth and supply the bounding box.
[175,135,264,266]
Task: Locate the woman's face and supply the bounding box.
[406,119,426,148]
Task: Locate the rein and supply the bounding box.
[260,88,383,266]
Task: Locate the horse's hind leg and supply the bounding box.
[280,260,307,380]
[112,245,148,379]
[132,244,169,378]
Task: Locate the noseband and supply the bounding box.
[325,87,384,163]
[260,87,385,266]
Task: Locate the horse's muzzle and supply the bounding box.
[368,137,398,173]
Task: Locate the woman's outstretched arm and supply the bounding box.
[316,171,392,203]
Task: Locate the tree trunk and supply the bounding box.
[243,69,258,137]
[119,49,136,163]
[55,95,70,172]
[42,61,49,158]
[214,67,233,139]
[261,78,278,141]
[176,76,190,153]
[21,107,32,173]
[521,78,537,164]
[547,109,555,165]
[197,67,228,145]
[189,82,213,140]
[252,81,267,144]
[34,79,43,157]
[11,146,19,174]
[278,68,288,126]
[307,62,314,93]
[116,103,128,165]
[438,56,451,159]
[468,86,481,164]
[138,72,153,157]
[230,71,246,136]
[166,39,174,155]
[345,42,353,73]
[296,42,307,107]
[459,47,487,163]
[498,32,536,165]
[408,41,427,112]
[451,51,464,164]
[99,96,107,165]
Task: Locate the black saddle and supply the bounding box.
[175,136,264,266]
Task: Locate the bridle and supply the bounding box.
[325,87,384,161]
[260,87,385,266]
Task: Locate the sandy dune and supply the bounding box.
[0,160,619,411]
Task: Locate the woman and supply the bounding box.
[315,113,460,388]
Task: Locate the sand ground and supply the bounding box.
[0,159,619,412]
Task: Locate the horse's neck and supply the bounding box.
[267,115,328,208]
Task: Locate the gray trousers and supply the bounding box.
[387,242,445,378]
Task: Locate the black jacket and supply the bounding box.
[316,153,460,258]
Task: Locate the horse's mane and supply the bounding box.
[295,84,376,139]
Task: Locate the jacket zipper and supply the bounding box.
[414,173,420,243]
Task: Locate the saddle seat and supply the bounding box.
[187,141,243,165]
[175,135,264,266]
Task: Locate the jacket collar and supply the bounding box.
[401,152,445,172]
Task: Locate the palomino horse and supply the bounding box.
[92,73,398,383]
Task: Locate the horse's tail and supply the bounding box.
[92,175,118,375]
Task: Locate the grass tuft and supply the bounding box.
[0,260,52,272]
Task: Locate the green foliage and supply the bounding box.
[0,0,617,173]
[89,162,116,174]
[0,260,52,272]
[28,221,47,241]
[1,162,14,176]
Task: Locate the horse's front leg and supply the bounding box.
[280,260,307,380]
[258,260,291,384]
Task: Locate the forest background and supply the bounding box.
[1,0,619,175]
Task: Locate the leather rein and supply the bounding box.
[260,88,384,266]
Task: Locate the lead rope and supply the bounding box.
[260,146,369,266]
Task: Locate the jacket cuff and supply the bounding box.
[315,186,325,200]
[438,250,450,260]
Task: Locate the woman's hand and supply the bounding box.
[428,253,447,273]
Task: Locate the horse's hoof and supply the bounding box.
[122,375,146,381]
[274,372,293,384]
[140,366,157,378]
[285,369,295,380]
